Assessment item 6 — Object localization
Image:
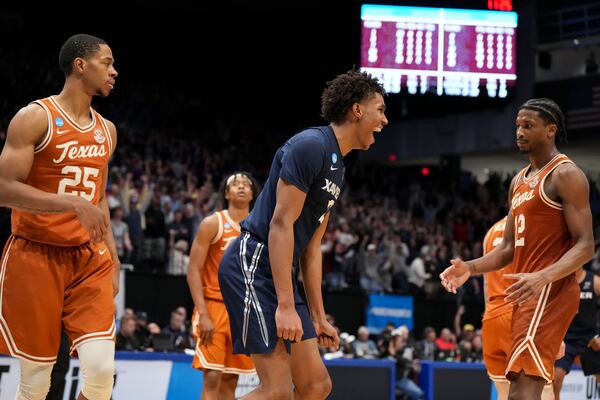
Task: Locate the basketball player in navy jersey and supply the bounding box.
[218,70,387,399]
[553,267,600,399]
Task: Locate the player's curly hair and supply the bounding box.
[518,98,568,143]
[59,34,107,76]
[321,69,386,124]
[218,172,261,210]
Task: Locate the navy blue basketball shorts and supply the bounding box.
[218,232,316,355]
[555,337,600,376]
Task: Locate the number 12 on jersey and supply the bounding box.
[515,214,525,247]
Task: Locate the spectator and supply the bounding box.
[144,195,167,271]
[415,326,438,361]
[116,315,143,351]
[435,328,458,361]
[407,254,431,295]
[383,326,424,400]
[143,322,162,352]
[377,322,397,355]
[111,206,133,263]
[167,209,191,245]
[167,239,190,275]
[358,239,389,293]
[161,309,194,352]
[134,311,150,349]
[352,326,379,359]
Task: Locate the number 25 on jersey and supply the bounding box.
[57,166,99,201]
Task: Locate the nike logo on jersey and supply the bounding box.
[56,128,70,135]
[330,166,338,171]
[99,248,108,255]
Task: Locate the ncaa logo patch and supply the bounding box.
[529,175,539,188]
[224,223,231,229]
[94,129,106,144]
[331,153,338,164]
[54,117,64,127]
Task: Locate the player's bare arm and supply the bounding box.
[269,178,307,343]
[186,214,219,346]
[300,212,339,349]
[0,104,108,242]
[440,176,518,293]
[97,119,121,296]
[505,163,594,304]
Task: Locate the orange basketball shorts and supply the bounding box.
[505,280,579,383]
[0,235,116,364]
[192,299,255,374]
[482,310,512,382]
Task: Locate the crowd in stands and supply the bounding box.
[319,314,484,399]
[3,44,600,400]
[115,306,195,353]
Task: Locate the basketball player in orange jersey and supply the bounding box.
[441,98,594,400]
[0,34,119,400]
[187,173,260,400]
[482,217,555,400]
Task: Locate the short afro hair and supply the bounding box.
[59,34,107,76]
[321,69,386,124]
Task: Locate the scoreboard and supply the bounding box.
[360,4,518,98]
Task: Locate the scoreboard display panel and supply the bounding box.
[360,4,518,98]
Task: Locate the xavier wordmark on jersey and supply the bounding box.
[322,178,341,199]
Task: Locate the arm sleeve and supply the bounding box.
[279,136,325,193]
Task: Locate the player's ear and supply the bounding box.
[351,103,362,120]
[73,58,86,75]
[546,123,557,140]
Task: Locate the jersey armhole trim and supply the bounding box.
[99,116,114,156]
[210,212,223,245]
[539,160,572,210]
[32,101,52,154]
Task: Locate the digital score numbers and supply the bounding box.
[360,4,518,98]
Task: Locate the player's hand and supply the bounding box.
[72,197,109,243]
[196,314,214,346]
[439,259,471,294]
[588,336,600,351]
[504,271,550,305]
[556,341,565,359]
[313,318,340,350]
[275,305,303,343]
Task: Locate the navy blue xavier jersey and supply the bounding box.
[565,270,599,340]
[241,126,344,265]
